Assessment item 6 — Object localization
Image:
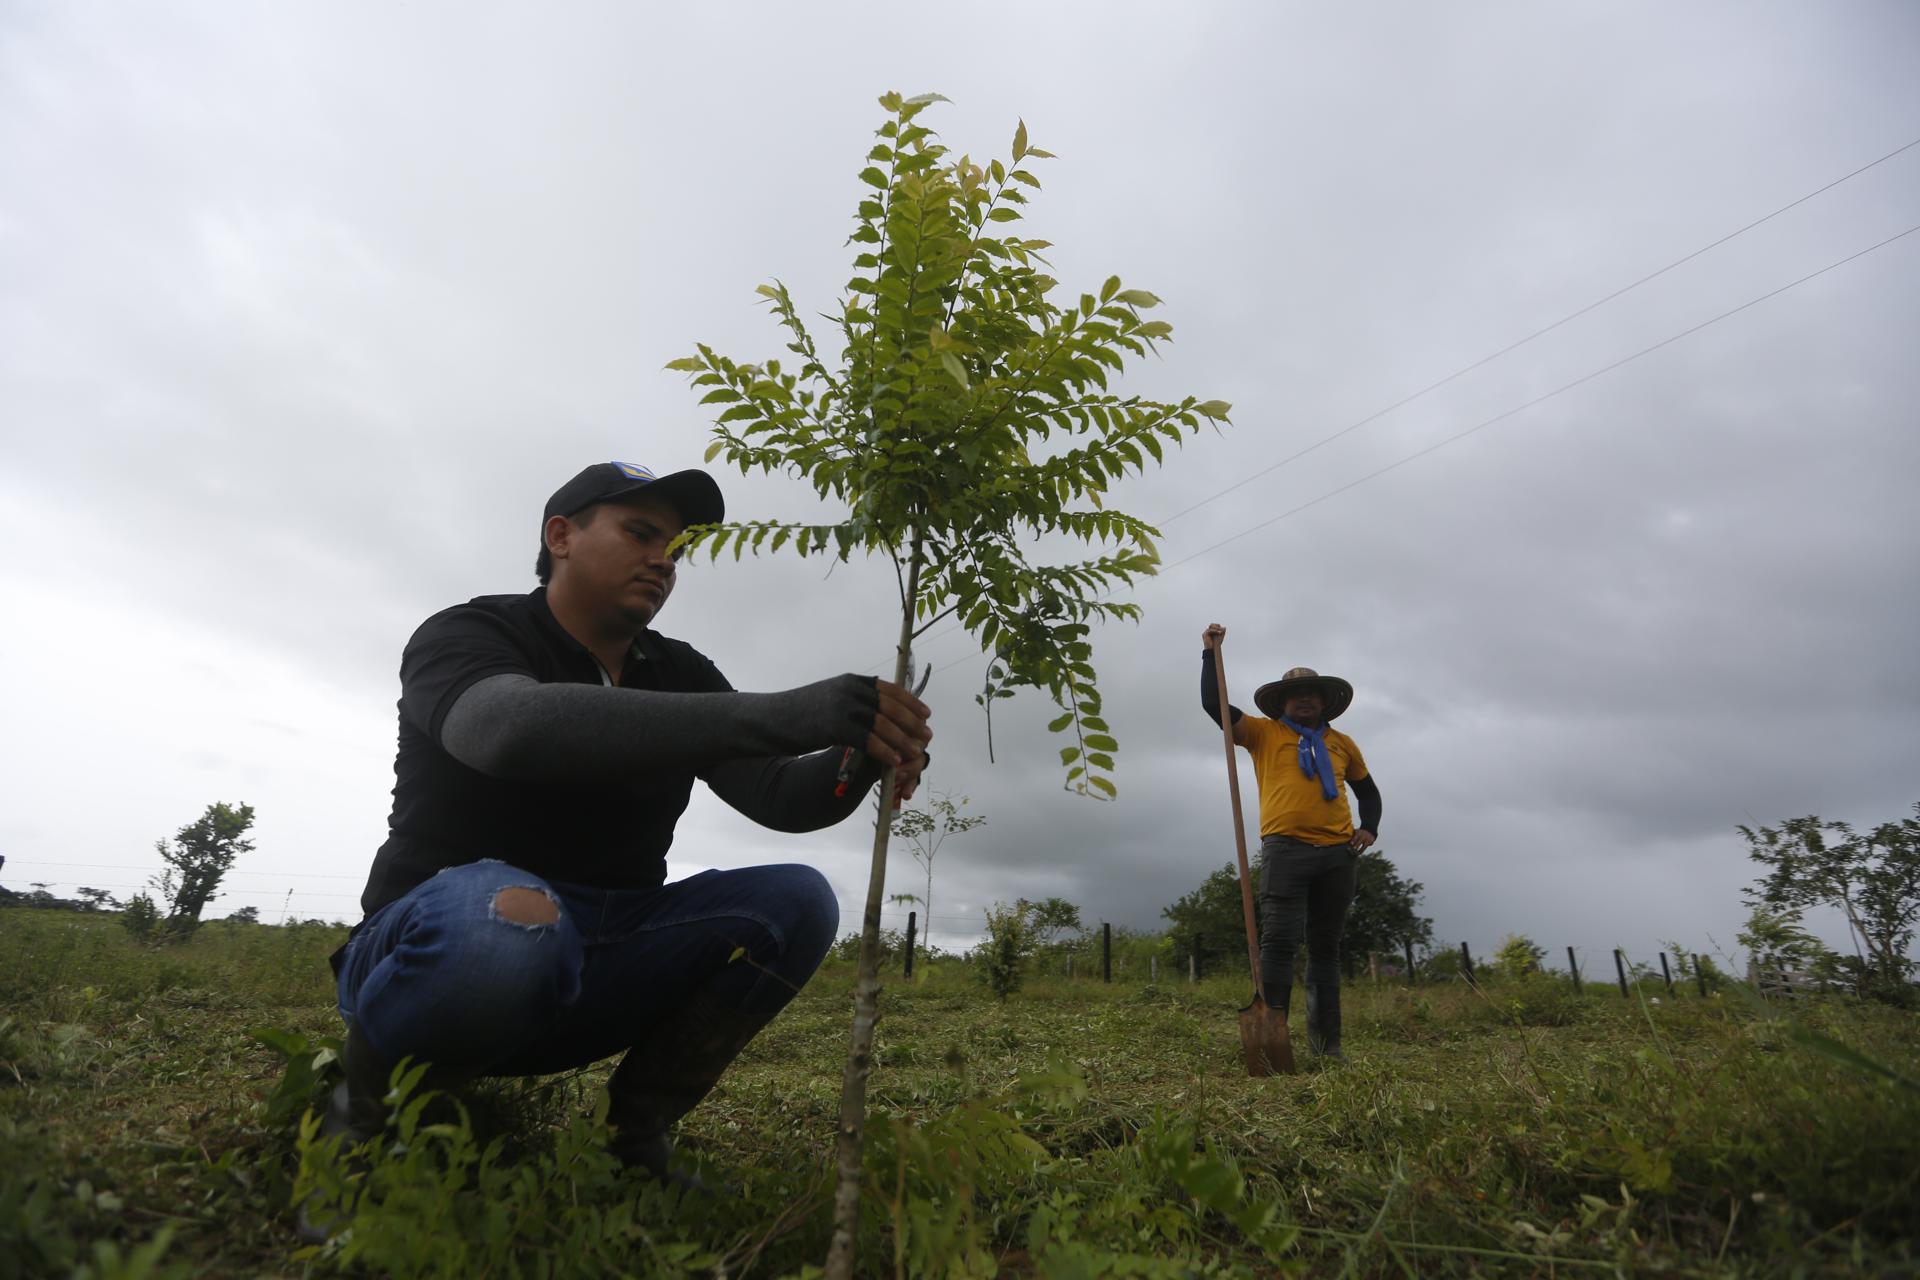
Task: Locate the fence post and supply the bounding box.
[1190,934,1200,984]
[1403,938,1416,985]
[1658,951,1672,993]
[904,911,917,979]
[1368,951,1379,984]
[1150,954,1158,984]
[1459,941,1476,987]
[1567,945,1582,993]
[1066,954,1074,979]
[1694,955,1708,997]
[1102,922,1112,983]
[1613,948,1630,997]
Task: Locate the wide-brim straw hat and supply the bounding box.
[1253,666,1354,721]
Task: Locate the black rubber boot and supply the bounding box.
[324,1022,395,1145]
[295,1023,393,1245]
[605,995,761,1193]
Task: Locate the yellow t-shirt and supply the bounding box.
[1239,716,1368,844]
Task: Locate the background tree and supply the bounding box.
[671,92,1226,1275]
[227,905,260,925]
[1491,933,1547,978]
[1420,942,1470,983]
[1741,802,1919,994]
[119,892,159,942]
[1160,863,1243,976]
[1017,895,1083,945]
[1736,905,1833,984]
[972,901,1033,1001]
[149,801,255,940]
[1341,852,1433,978]
[75,887,119,912]
[888,790,985,941]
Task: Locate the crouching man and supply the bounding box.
[309,461,930,1235]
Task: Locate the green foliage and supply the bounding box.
[1659,943,1727,990]
[975,901,1035,1000]
[1741,802,1920,999]
[1160,863,1244,975]
[149,801,256,939]
[1736,905,1833,978]
[669,91,1226,798]
[1016,895,1083,945]
[248,1026,343,1128]
[1491,933,1547,977]
[1342,851,1433,976]
[118,893,159,942]
[1491,972,1587,1026]
[1421,941,1470,982]
[830,926,911,967]
[9,907,1920,1275]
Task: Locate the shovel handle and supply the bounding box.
[1208,634,1267,1003]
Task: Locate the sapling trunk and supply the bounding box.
[823,539,922,1280]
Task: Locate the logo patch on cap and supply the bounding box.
[611,461,657,480]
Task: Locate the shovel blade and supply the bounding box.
[1238,995,1296,1076]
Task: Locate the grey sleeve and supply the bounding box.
[438,671,880,781]
[700,750,884,833]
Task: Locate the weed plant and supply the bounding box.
[4,907,1917,1276]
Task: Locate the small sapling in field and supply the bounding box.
[670,91,1227,1275]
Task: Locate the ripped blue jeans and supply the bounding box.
[334,860,838,1077]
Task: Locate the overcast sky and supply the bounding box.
[4,2,1917,973]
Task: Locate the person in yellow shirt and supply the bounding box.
[1200,623,1382,1061]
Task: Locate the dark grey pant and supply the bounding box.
[1256,834,1358,1054]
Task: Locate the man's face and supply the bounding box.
[547,493,685,627]
[1283,690,1324,723]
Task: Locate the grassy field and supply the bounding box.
[4,907,1918,1278]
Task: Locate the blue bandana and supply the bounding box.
[1282,717,1338,800]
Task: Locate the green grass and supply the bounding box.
[3,906,1917,1277]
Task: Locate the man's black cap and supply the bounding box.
[542,462,726,530]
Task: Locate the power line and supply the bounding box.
[883,216,1920,678]
[5,880,364,902]
[4,860,361,880]
[1165,219,1920,568]
[1153,133,1920,528]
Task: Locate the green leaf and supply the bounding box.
[940,351,969,388]
[987,207,1021,222]
[703,441,725,463]
[664,356,705,372]
[1059,747,1080,766]
[1088,775,1117,798]
[1194,399,1232,421]
[1046,712,1074,733]
[859,166,888,189]
[1114,289,1161,308]
[1012,118,1028,159]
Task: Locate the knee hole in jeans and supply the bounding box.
[492,886,559,928]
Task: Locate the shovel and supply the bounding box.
[1207,633,1296,1076]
